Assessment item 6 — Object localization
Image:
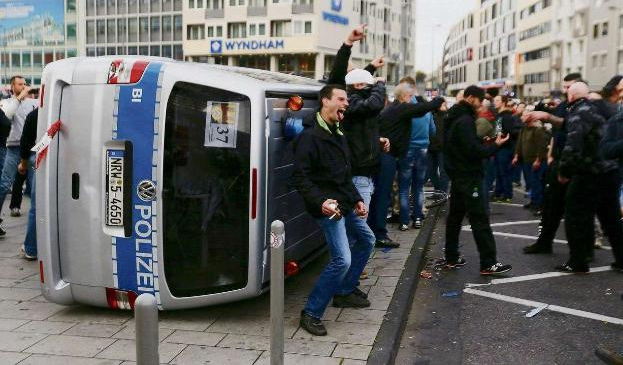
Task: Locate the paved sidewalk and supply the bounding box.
[0,196,425,364]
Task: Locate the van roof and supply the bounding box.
[208,64,322,86]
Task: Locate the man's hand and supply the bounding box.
[557,175,569,184]
[547,155,554,166]
[17,86,30,101]
[345,24,367,46]
[511,154,519,167]
[440,102,448,111]
[18,159,28,175]
[371,55,385,68]
[522,111,550,124]
[379,137,390,152]
[355,201,368,218]
[374,76,386,84]
[494,133,510,146]
[322,199,341,218]
[532,158,541,171]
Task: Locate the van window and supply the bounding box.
[163,82,251,297]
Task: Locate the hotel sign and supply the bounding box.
[323,0,349,25]
[210,39,286,54]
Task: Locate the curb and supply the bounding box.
[367,203,444,365]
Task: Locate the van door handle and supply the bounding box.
[72,173,79,199]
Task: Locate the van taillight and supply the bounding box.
[39,84,45,108]
[285,261,299,276]
[39,261,44,283]
[106,288,138,310]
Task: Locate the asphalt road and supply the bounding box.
[394,192,623,365]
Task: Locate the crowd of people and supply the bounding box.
[291,24,623,340]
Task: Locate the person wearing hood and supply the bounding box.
[491,94,519,203]
[443,85,512,275]
[367,83,444,248]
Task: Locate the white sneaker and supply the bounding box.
[10,208,20,217]
[20,245,36,261]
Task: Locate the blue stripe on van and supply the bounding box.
[113,62,162,305]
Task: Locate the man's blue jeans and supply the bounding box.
[0,146,7,179]
[304,210,375,319]
[410,148,428,220]
[525,162,546,206]
[23,154,36,256]
[494,147,514,199]
[368,152,397,240]
[0,147,22,215]
[348,176,374,246]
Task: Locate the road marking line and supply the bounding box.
[489,220,541,227]
[463,288,623,325]
[461,228,613,250]
[487,266,612,285]
[491,202,524,207]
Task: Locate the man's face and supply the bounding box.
[351,82,367,90]
[562,80,576,95]
[398,91,414,103]
[11,77,26,95]
[322,89,348,123]
[493,95,502,109]
[616,79,623,102]
[516,103,526,114]
[466,95,482,110]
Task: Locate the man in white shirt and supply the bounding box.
[0,76,38,236]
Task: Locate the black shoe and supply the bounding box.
[480,263,512,276]
[595,346,623,365]
[386,213,399,223]
[332,292,371,308]
[554,263,589,274]
[398,224,409,231]
[445,257,467,268]
[523,243,552,254]
[412,218,423,229]
[611,262,623,273]
[299,310,327,336]
[375,238,400,248]
[352,287,368,299]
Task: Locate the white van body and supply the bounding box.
[37,56,325,309]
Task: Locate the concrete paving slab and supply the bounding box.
[13,280,42,290]
[163,329,226,346]
[25,334,116,357]
[340,360,367,365]
[0,350,30,364]
[293,321,380,345]
[0,300,68,320]
[0,258,38,280]
[15,320,76,335]
[63,322,125,338]
[368,258,407,270]
[376,276,400,287]
[254,352,342,365]
[18,354,122,365]
[157,309,221,331]
[95,339,186,363]
[337,308,386,324]
[217,333,337,356]
[0,330,47,351]
[47,307,132,325]
[170,344,261,364]
[206,315,300,338]
[332,343,372,360]
[0,318,29,331]
[112,323,174,342]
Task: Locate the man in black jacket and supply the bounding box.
[443,85,512,275]
[292,85,374,336]
[367,83,443,246]
[556,82,623,273]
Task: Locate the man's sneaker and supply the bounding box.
[10,208,20,217]
[398,224,409,231]
[523,243,552,254]
[554,263,589,274]
[445,257,467,268]
[611,262,623,273]
[332,292,371,308]
[352,287,368,299]
[299,311,327,336]
[20,245,36,261]
[412,218,423,229]
[375,237,400,248]
[595,346,623,365]
[359,270,369,280]
[480,263,512,275]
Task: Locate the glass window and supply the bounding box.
[151,0,161,11]
[216,26,223,37]
[197,0,204,6]
[602,22,609,36]
[96,47,105,56]
[117,46,126,54]
[249,24,256,36]
[207,26,214,37]
[174,0,182,10]
[107,47,116,55]
[118,0,127,12]
[304,21,312,34]
[108,19,117,43]
[174,15,183,41]
[97,19,106,43]
[162,16,172,41]
[22,52,31,68]
[139,17,150,42]
[67,0,77,12]
[139,46,149,55]
[140,0,150,12]
[163,0,172,10]
[190,0,195,7]
[128,18,138,42]
[86,0,95,15]
[162,45,173,58]
[150,45,161,56]
[163,82,251,297]
[67,23,77,40]
[118,18,127,43]
[128,46,138,55]
[129,0,138,12]
[151,16,161,41]
[97,0,106,15]
[174,44,183,60]
[67,48,77,58]
[33,51,43,67]
[86,20,96,43]
[258,23,265,35]
[108,0,117,14]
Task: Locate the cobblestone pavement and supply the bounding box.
[0,197,423,364]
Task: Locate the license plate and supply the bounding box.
[106,150,125,226]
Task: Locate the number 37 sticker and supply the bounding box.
[204,101,239,149]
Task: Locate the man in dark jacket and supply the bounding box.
[367,83,443,247]
[443,85,512,275]
[556,82,623,273]
[292,84,374,336]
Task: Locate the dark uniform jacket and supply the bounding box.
[559,98,618,178]
[443,101,499,179]
[292,113,363,218]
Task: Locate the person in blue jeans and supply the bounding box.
[18,108,38,260]
[492,95,518,202]
[292,85,374,336]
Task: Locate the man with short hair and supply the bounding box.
[292,84,374,336]
[443,85,512,275]
[0,76,37,236]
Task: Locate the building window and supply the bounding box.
[594,24,599,38]
[189,0,195,8]
[128,46,138,55]
[118,0,128,12]
[108,19,116,43]
[139,17,149,42]
[207,26,214,37]
[128,18,138,42]
[151,45,160,56]
[97,19,106,43]
[97,0,106,15]
[87,0,95,15]
[163,0,172,10]
[602,22,609,36]
[151,16,161,41]
[140,46,149,55]
[228,22,247,38]
[187,24,205,40]
[129,0,138,12]
[117,19,127,43]
[174,15,183,40]
[304,21,312,33]
[162,16,172,41]
[217,25,223,36]
[139,0,150,12]
[258,23,265,35]
[86,20,95,44]
[592,54,598,69]
[271,20,291,37]
[151,0,161,11]
[108,0,117,14]
[249,24,256,36]
[67,0,77,12]
[601,53,607,68]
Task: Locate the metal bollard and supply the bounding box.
[135,293,159,365]
[270,220,285,365]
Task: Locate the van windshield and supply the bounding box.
[163,81,251,297]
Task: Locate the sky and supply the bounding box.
[415,0,477,74]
